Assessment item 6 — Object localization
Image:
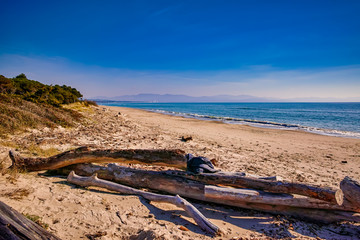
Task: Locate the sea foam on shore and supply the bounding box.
[98,101,360,139]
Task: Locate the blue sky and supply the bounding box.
[1,0,360,100]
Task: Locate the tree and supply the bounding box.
[15,73,27,79]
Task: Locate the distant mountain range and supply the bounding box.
[90,94,360,103]
[91,94,274,102]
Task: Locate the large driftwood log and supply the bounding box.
[53,162,342,205]
[12,147,342,205]
[204,186,357,211]
[67,171,221,235]
[340,176,360,208]
[169,171,343,205]
[0,200,61,240]
[56,163,360,223]
[9,147,187,171]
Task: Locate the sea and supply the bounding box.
[97,101,360,139]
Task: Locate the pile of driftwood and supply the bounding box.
[7,147,360,236]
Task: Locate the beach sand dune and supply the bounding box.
[1,105,359,239]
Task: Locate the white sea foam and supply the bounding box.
[151,109,360,139]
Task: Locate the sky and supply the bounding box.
[1,0,360,100]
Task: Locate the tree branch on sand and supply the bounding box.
[9,147,187,171]
[67,171,222,236]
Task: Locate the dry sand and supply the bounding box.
[1,105,360,239]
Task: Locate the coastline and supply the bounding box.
[1,104,359,239]
[100,101,360,139]
[148,108,360,139]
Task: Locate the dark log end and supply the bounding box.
[340,176,360,208]
[8,150,23,170]
[341,176,360,188]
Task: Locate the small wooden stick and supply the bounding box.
[67,171,221,235]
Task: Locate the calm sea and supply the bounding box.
[98,101,360,139]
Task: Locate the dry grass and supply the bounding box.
[24,213,49,229]
[26,144,60,157]
[0,140,19,149]
[1,154,24,182]
[0,156,6,172]
[2,165,23,183]
[1,188,32,200]
[63,101,95,114]
[0,94,83,136]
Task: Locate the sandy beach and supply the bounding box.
[1,105,360,239]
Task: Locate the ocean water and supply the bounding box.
[98,101,360,139]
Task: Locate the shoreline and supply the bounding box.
[99,102,360,139]
[148,108,360,139]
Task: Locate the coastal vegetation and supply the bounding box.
[0,73,82,106]
[0,74,91,136]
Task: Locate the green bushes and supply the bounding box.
[0,74,83,107]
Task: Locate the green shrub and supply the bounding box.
[0,74,83,106]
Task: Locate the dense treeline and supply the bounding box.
[0,73,83,107]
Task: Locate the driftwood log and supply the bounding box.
[10,148,343,205]
[340,176,360,208]
[67,171,221,235]
[9,147,187,171]
[204,186,357,211]
[55,163,360,223]
[169,171,344,205]
[0,200,61,240]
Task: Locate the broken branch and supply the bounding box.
[67,171,221,235]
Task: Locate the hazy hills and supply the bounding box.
[91,93,360,103]
[92,94,274,102]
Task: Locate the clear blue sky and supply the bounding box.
[1,0,360,100]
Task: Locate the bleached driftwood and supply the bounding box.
[9,147,187,171]
[67,171,221,235]
[11,147,342,205]
[60,163,360,223]
[0,200,61,240]
[204,186,357,211]
[340,176,360,208]
[169,171,343,205]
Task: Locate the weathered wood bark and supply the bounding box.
[340,176,360,208]
[67,171,221,235]
[168,171,343,205]
[56,163,360,223]
[0,200,61,240]
[9,147,187,171]
[204,186,358,212]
